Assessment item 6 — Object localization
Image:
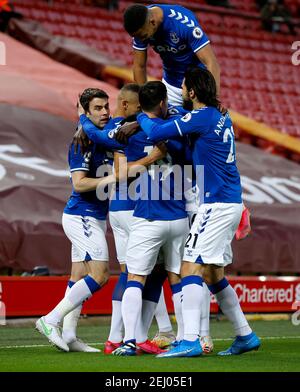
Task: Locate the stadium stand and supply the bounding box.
[10,0,300,148]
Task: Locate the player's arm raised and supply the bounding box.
[136,113,184,142]
[79,114,124,150]
[185,18,221,96]
[196,44,221,97]
[137,112,208,142]
[133,49,148,85]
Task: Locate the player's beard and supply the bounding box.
[182,99,193,111]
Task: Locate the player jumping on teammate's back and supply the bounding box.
[124,3,220,104]
[136,69,261,358]
[124,3,251,241]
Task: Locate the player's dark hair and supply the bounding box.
[123,4,148,34]
[120,83,141,95]
[184,67,222,112]
[139,81,167,112]
[79,88,109,112]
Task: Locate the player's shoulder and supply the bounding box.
[209,106,232,122]
[168,105,188,117]
[162,4,199,30]
[175,108,217,134]
[180,107,212,121]
[159,3,195,17]
[104,116,123,129]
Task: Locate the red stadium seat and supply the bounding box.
[11,0,300,139]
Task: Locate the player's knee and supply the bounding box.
[100,271,110,286]
[90,268,110,286]
[128,273,146,285]
[202,265,224,286]
[180,261,201,277]
[70,262,87,282]
[167,271,180,286]
[95,272,109,286]
[70,273,84,282]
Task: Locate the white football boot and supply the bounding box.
[36,316,69,352]
[68,339,100,352]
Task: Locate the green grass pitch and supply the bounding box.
[0,318,300,372]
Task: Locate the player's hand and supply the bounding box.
[151,142,167,161]
[115,121,139,144]
[72,124,90,154]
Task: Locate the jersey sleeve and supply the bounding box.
[68,144,90,173]
[137,113,180,142]
[132,37,148,51]
[79,115,124,150]
[137,110,211,142]
[174,109,212,136]
[167,105,189,117]
[182,14,210,54]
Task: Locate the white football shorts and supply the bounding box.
[162,79,183,107]
[184,185,200,227]
[183,203,243,267]
[62,213,109,263]
[109,210,135,264]
[126,217,189,275]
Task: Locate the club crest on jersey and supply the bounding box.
[170,32,179,44]
[181,112,192,123]
[108,130,115,139]
[193,27,203,39]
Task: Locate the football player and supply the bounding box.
[36,88,119,352]
[136,68,261,357]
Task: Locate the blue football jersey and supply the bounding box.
[168,104,188,117]
[167,105,196,191]
[78,114,137,212]
[79,114,124,151]
[137,108,243,204]
[133,4,210,88]
[103,116,123,166]
[122,119,187,221]
[64,143,111,219]
[106,117,137,212]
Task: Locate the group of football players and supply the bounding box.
[36,3,260,358]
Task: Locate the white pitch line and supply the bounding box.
[0,343,103,349]
[1,336,300,349]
